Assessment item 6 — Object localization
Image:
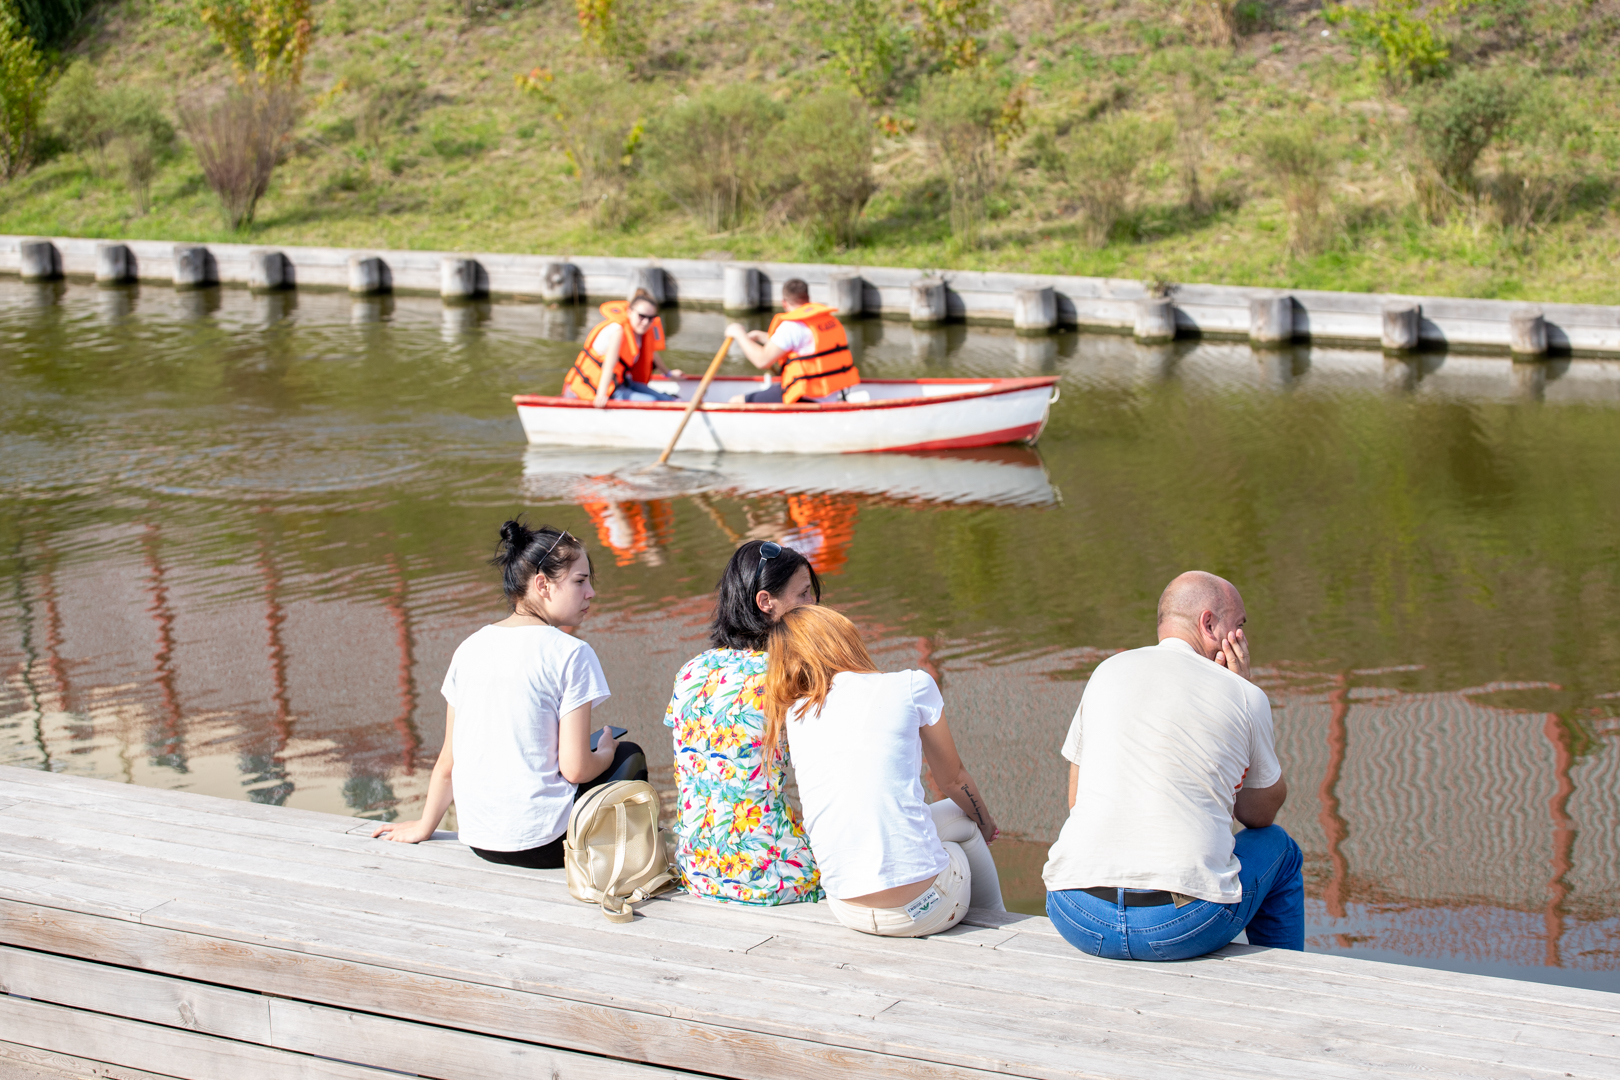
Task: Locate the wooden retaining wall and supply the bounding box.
[4,234,1619,356]
[2,764,1618,1079]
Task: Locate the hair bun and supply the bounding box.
[498,519,532,550]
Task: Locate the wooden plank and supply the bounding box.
[7,826,1617,1076]
[0,996,407,1080]
[0,900,1029,1080]
[0,945,708,1079]
[0,1038,188,1080]
[0,767,356,834]
[8,855,1604,1080]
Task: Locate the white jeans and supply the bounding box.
[827,800,1004,938]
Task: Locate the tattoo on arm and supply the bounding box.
[961,783,986,828]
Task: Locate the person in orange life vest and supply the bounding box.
[564,289,683,407]
[724,278,861,404]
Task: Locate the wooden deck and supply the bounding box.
[1,765,1615,1080]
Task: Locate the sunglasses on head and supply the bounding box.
[750,541,782,599]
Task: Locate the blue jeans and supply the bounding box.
[1046,825,1304,961]
[612,379,679,402]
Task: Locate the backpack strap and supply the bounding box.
[594,788,676,923]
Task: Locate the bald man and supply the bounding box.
[1040,572,1304,960]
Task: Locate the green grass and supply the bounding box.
[3,0,1619,303]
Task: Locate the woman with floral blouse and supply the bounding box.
[664,540,824,904]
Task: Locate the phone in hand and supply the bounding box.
[589,726,629,752]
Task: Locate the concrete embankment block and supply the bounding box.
[627,264,667,304]
[441,257,486,301]
[1249,293,1293,346]
[828,272,864,318]
[911,277,947,324]
[1510,308,1547,357]
[95,243,134,284]
[539,262,579,303]
[1381,302,1421,352]
[248,250,291,292]
[1135,297,1176,343]
[172,245,213,289]
[19,239,60,281]
[1013,286,1057,335]
[348,255,390,295]
[723,265,762,313]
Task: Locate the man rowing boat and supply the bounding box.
[725,278,863,405]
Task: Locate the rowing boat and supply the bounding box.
[512,375,1060,454]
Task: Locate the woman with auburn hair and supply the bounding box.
[663,541,824,905]
[763,605,1005,937]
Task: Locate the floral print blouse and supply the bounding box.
[664,648,823,905]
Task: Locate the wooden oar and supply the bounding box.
[653,337,733,467]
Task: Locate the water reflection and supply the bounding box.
[3,279,1619,990]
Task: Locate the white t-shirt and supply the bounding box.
[1041,638,1281,903]
[769,320,815,360]
[442,624,611,851]
[785,669,950,900]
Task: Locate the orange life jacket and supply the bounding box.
[564,301,666,400]
[767,303,859,404]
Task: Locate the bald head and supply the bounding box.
[1157,570,1247,660]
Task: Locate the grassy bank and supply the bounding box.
[2,0,1619,303]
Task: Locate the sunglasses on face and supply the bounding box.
[629,307,656,323]
[750,541,782,599]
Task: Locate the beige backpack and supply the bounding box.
[564,780,675,922]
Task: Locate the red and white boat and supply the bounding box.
[512,375,1060,455]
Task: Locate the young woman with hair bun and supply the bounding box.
[374,519,647,868]
[762,605,1005,937]
[663,540,824,905]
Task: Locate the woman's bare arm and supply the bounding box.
[374,706,455,843]
[919,717,999,843]
[591,324,623,408]
[558,701,618,784]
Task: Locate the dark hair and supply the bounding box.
[709,540,821,651]
[781,278,810,306]
[490,518,588,610]
[628,287,659,313]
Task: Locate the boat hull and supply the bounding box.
[513,376,1059,454]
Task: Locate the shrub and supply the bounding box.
[1325,0,1465,92]
[0,0,48,181]
[575,0,647,68]
[775,89,876,246]
[1408,67,1519,191]
[195,0,314,87]
[44,59,111,167]
[1065,114,1164,246]
[110,92,175,214]
[345,64,426,153]
[1254,124,1334,255]
[643,85,783,233]
[918,70,1007,245]
[807,0,908,103]
[913,0,992,71]
[517,68,645,222]
[179,83,297,228]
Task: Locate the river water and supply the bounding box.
[3,278,1618,992]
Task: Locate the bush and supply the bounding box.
[774,89,876,246]
[1254,123,1334,255]
[806,0,908,103]
[575,0,647,68]
[0,0,48,181]
[44,59,110,166]
[914,0,992,72]
[643,85,783,233]
[179,83,297,228]
[1065,114,1165,246]
[1408,67,1520,191]
[1325,0,1461,92]
[195,0,314,87]
[918,70,1009,246]
[13,0,90,48]
[110,93,175,214]
[345,64,426,153]
[517,68,645,222]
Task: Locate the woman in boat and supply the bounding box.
[564,289,681,406]
[663,540,824,904]
[762,605,1004,936]
[374,520,647,866]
